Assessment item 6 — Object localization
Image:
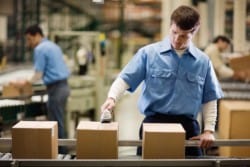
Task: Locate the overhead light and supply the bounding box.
[92,0,104,3]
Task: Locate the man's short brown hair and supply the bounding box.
[25,24,44,36]
[171,5,200,31]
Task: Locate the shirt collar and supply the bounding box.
[35,38,48,49]
[159,36,198,59]
[41,37,48,43]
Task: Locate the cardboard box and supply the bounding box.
[19,81,33,96]
[12,121,58,159]
[229,55,250,72]
[2,84,20,97]
[229,55,250,80]
[2,81,33,98]
[76,121,118,159]
[142,123,185,159]
[219,100,250,157]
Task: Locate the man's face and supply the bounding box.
[169,23,196,50]
[26,33,40,49]
[218,40,229,52]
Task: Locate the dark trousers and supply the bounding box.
[47,79,70,154]
[137,113,203,157]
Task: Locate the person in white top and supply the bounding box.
[204,36,235,80]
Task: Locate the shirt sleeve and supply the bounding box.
[202,100,217,132]
[34,48,46,73]
[202,60,224,103]
[119,48,147,92]
[108,77,130,101]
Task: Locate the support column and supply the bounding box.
[161,0,173,38]
[233,0,247,52]
[197,2,209,48]
[214,0,226,36]
[161,0,191,38]
[0,16,7,42]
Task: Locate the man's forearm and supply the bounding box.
[30,71,43,83]
[202,100,217,132]
[108,77,129,101]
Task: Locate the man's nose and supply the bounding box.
[175,36,181,42]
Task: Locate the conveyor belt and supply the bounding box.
[220,81,250,100]
[0,138,250,167]
[220,81,250,91]
[0,156,250,167]
[222,91,250,100]
[0,158,220,167]
[1,138,250,149]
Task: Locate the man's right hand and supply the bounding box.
[101,97,116,113]
[233,70,250,82]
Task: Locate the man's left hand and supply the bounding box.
[189,131,215,148]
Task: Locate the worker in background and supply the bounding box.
[204,35,236,80]
[101,5,223,157]
[25,25,70,154]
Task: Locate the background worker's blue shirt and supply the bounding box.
[34,38,70,85]
[119,37,224,120]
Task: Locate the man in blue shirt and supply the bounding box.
[25,25,70,153]
[101,5,223,157]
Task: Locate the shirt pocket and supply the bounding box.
[184,72,205,99]
[148,70,175,95]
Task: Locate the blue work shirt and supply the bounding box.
[119,37,223,120]
[33,38,70,85]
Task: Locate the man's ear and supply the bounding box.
[187,25,199,41]
[192,24,200,35]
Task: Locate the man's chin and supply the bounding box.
[173,45,182,50]
[175,45,187,50]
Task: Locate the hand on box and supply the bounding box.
[101,97,115,113]
[100,97,115,123]
[3,79,33,97]
[9,79,31,88]
[100,109,112,123]
[189,131,215,148]
[233,70,250,82]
